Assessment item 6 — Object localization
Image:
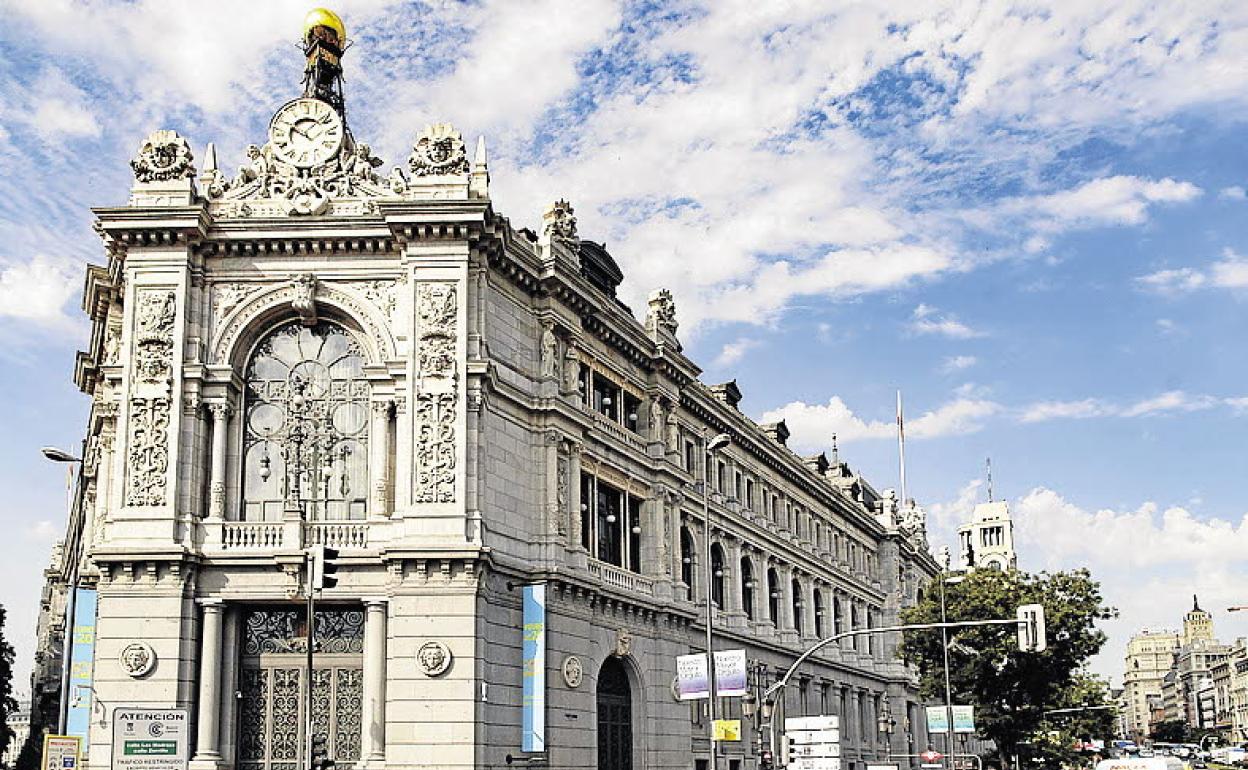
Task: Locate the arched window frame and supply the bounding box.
[813,588,825,638]
[767,567,781,624]
[741,557,755,620]
[680,526,696,600]
[710,543,726,608]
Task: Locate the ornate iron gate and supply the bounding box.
[237,607,364,770]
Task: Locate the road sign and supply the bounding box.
[786,715,839,731]
[714,719,742,741]
[791,758,841,770]
[112,708,189,770]
[791,743,841,758]
[787,729,840,745]
[920,750,944,763]
[41,735,80,770]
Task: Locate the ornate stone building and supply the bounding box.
[53,11,939,770]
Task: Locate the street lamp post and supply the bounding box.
[41,445,83,735]
[703,431,732,770]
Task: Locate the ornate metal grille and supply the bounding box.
[238,608,364,770]
[242,321,370,522]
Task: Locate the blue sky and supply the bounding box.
[2,0,1248,689]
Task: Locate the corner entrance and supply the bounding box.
[237,606,364,770]
[597,657,633,770]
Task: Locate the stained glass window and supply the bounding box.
[243,321,369,521]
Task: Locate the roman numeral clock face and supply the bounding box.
[268,98,344,168]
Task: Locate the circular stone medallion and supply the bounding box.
[562,655,584,688]
[417,640,452,677]
[119,642,157,678]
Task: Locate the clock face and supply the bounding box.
[268,98,344,168]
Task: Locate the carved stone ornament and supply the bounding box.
[291,274,318,326]
[562,655,584,688]
[417,640,453,676]
[539,323,559,380]
[647,288,679,336]
[126,290,176,507]
[119,641,157,677]
[416,283,457,378]
[408,123,470,177]
[130,130,196,183]
[543,199,578,245]
[413,391,457,503]
[614,628,632,658]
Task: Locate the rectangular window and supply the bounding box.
[628,495,642,573]
[820,682,831,715]
[717,461,726,493]
[745,478,754,510]
[685,439,697,474]
[734,471,742,501]
[580,473,593,551]
[623,392,642,434]
[592,374,621,421]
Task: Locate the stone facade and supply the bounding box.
[955,502,1016,572]
[47,49,940,770]
[1122,630,1180,741]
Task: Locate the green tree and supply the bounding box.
[898,568,1117,768]
[1150,719,1190,744]
[0,605,18,763]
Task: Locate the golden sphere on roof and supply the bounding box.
[303,8,346,43]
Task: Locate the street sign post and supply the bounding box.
[783,715,840,770]
[41,735,80,770]
[111,708,189,770]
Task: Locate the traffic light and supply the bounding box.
[310,734,334,770]
[1017,603,1047,652]
[779,732,792,768]
[309,544,340,590]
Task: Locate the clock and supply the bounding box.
[268,98,344,168]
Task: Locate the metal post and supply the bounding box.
[940,577,955,770]
[704,435,718,770]
[305,553,315,770]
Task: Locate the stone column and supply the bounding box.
[192,599,225,766]
[723,537,744,626]
[218,606,240,765]
[568,442,584,550]
[207,403,231,520]
[370,400,393,516]
[362,598,388,764]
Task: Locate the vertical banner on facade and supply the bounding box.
[676,653,709,700]
[522,584,546,753]
[925,706,950,734]
[951,705,975,733]
[66,587,98,746]
[713,649,748,697]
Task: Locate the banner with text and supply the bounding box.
[66,588,97,747]
[675,649,748,699]
[522,584,546,753]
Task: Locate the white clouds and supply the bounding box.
[1219,185,1247,200]
[909,304,984,339]
[24,520,58,541]
[760,394,1000,450]
[1135,248,1248,295]
[1002,175,1201,234]
[714,338,758,368]
[1019,398,1111,423]
[941,355,978,373]
[1120,390,1218,418]
[0,255,81,330]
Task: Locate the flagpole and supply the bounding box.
[897,390,907,508]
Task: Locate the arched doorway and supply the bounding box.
[597,657,633,770]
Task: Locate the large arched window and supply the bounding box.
[711,544,726,608]
[792,578,804,635]
[242,321,370,521]
[767,567,781,624]
[680,527,695,600]
[741,558,755,620]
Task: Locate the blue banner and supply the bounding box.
[65,587,98,746]
[521,584,546,753]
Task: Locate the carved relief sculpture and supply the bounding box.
[413,391,457,503]
[562,344,581,394]
[126,290,177,506]
[665,411,680,454]
[543,199,578,245]
[407,123,470,177]
[648,398,664,442]
[291,274,319,326]
[555,454,569,537]
[416,283,457,378]
[130,130,196,183]
[539,323,558,380]
[646,288,679,336]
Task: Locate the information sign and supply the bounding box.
[791,758,841,770]
[925,706,950,734]
[41,735,80,770]
[951,705,975,734]
[867,765,900,770]
[787,729,841,745]
[791,742,841,758]
[714,719,742,741]
[112,708,189,770]
[785,715,839,731]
